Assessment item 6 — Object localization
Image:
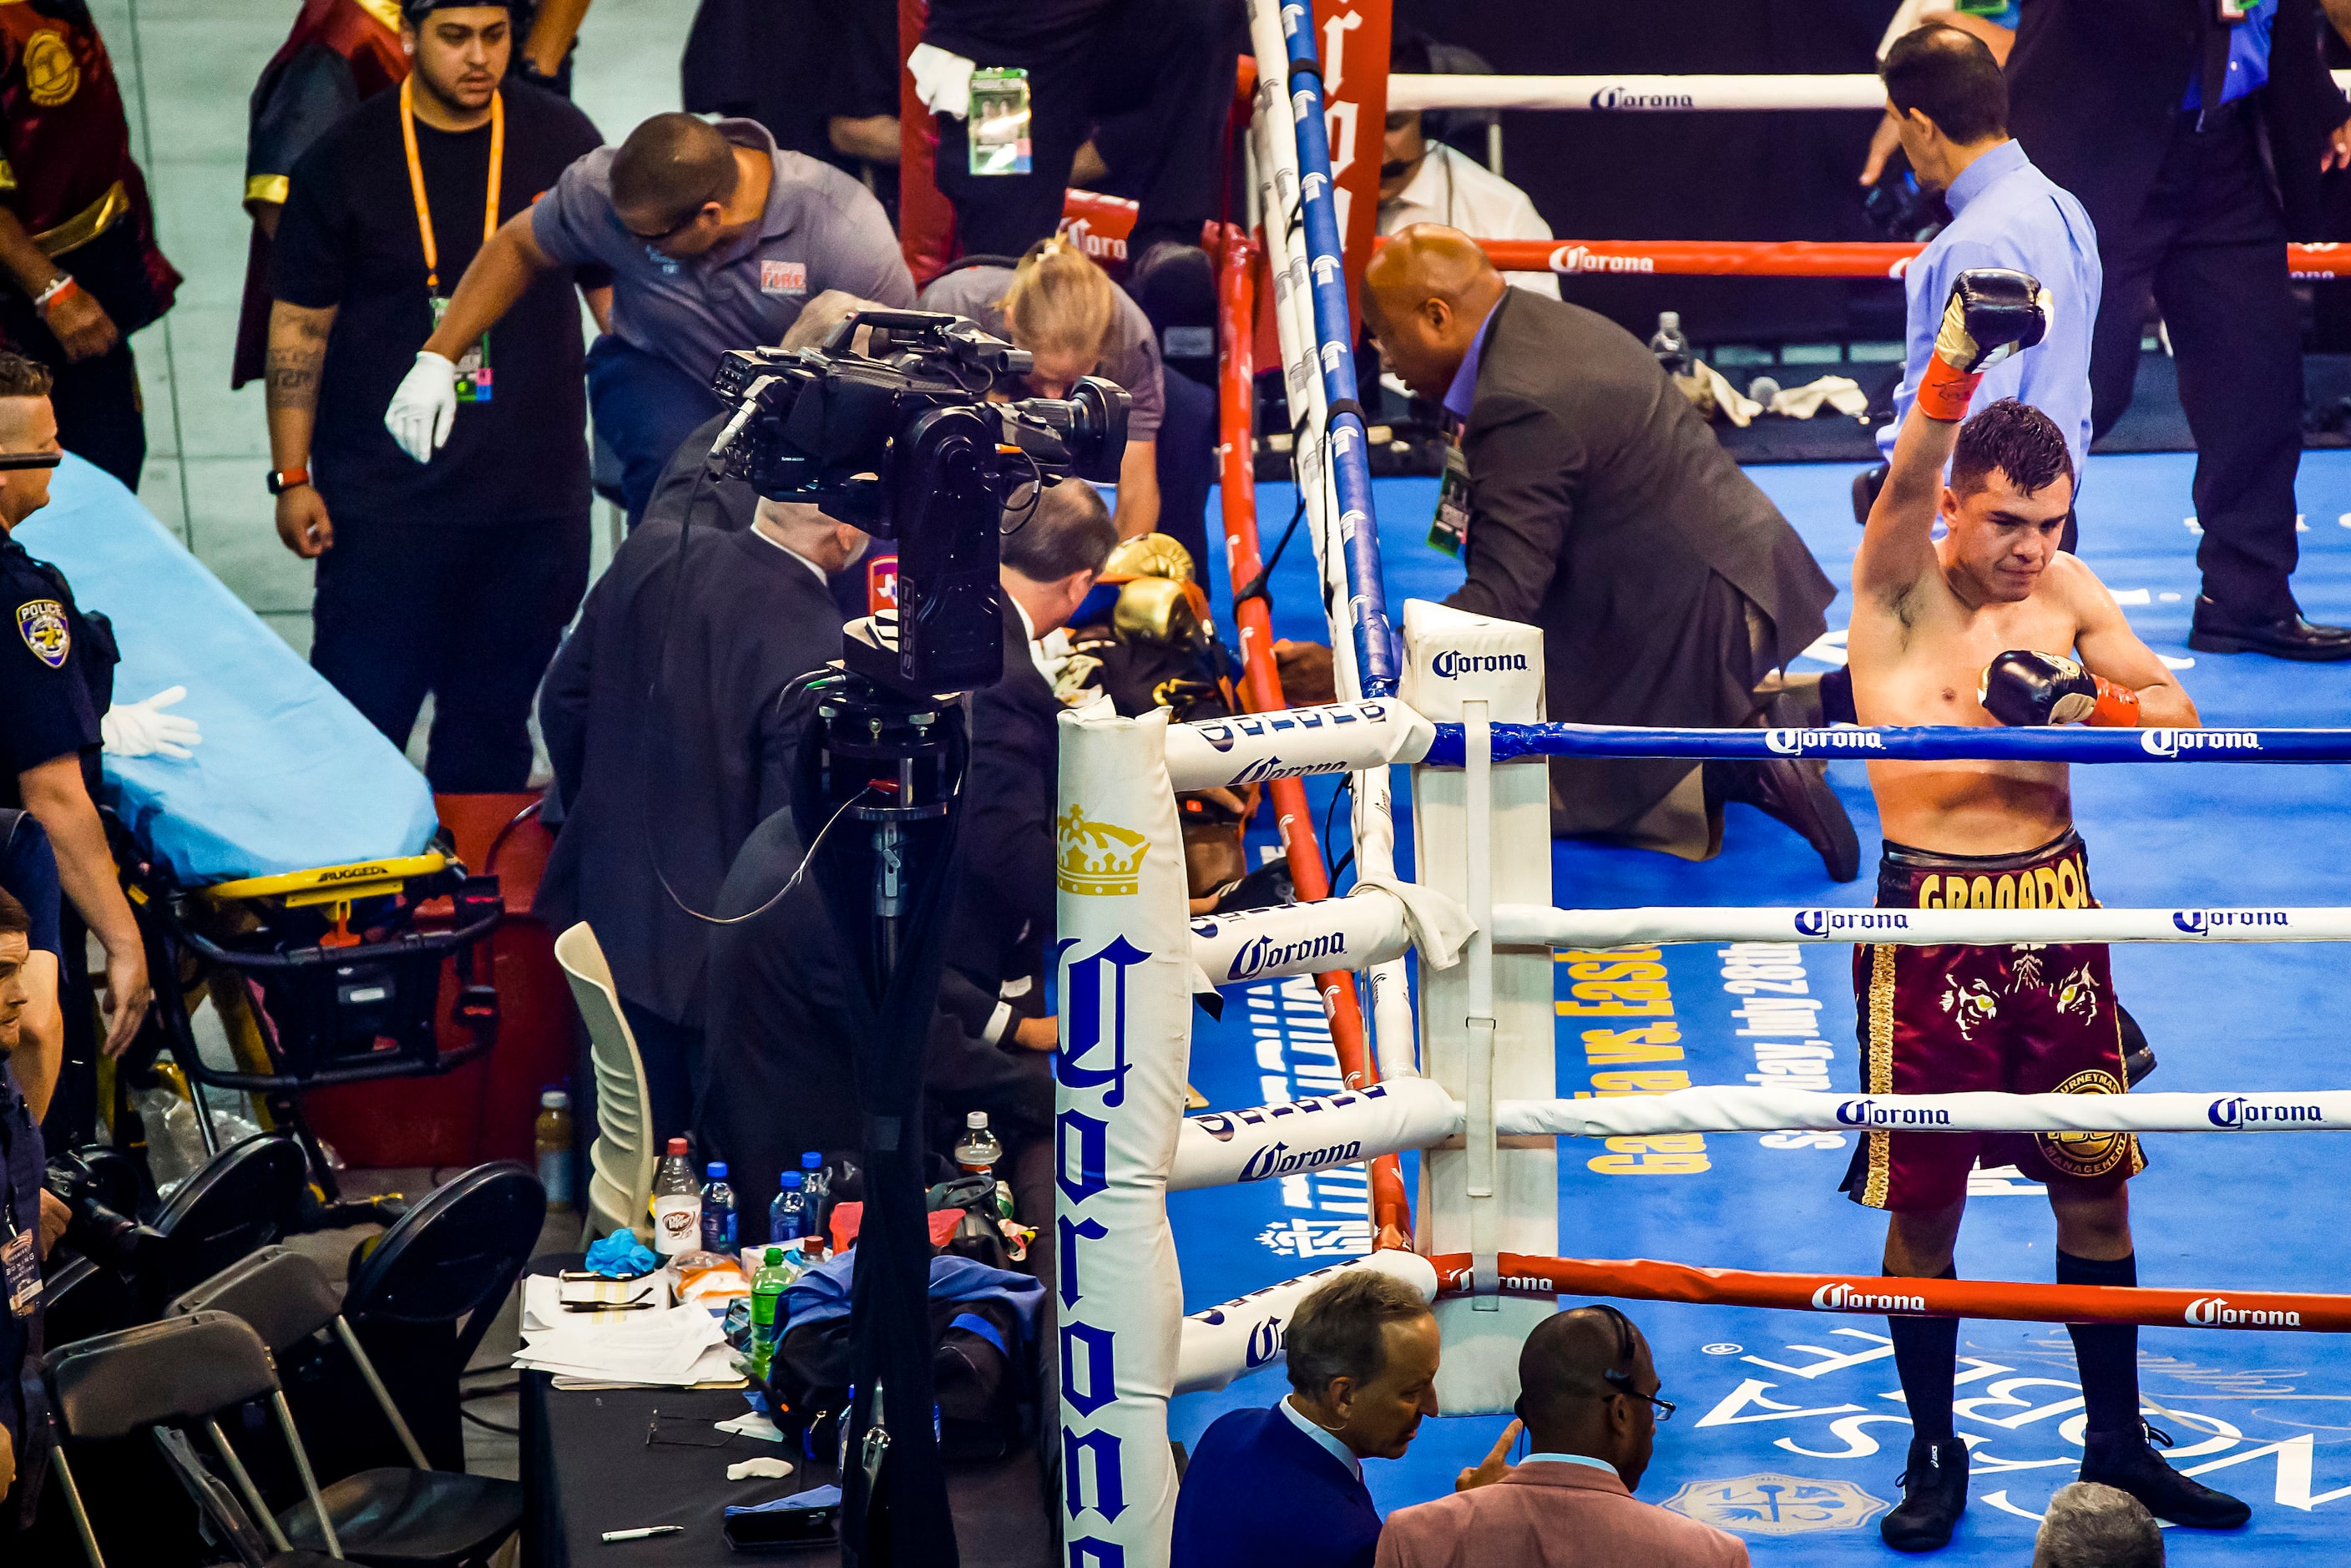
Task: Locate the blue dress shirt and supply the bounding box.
[1878,139,2102,483]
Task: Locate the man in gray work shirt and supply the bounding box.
[382,110,915,523]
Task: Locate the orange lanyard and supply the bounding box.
[399,74,503,295]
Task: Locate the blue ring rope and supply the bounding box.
[1420,722,2349,766]
[1277,3,1399,698]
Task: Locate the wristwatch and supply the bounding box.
[265,467,311,495]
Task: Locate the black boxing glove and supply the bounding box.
[1916,268,2052,421]
[1978,650,2140,727]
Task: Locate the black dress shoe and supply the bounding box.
[1706,757,1863,883]
[2081,1424,2251,1529]
[2187,597,2351,661]
[1882,1434,1969,1551]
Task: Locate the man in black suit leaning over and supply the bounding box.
[1362,226,1856,881]
[536,493,866,1140]
[960,478,1119,1002]
[2007,0,2351,659]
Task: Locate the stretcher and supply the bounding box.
[21,458,499,1190]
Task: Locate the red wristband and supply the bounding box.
[2087,676,2140,727]
[33,275,80,316]
[1914,357,1981,422]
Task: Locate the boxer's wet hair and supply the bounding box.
[1952,397,2073,501]
[1883,23,2008,145]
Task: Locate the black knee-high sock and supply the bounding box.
[1888,1266,1960,1443]
[2059,1250,2141,1439]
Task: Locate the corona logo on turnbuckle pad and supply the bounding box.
[1809,1282,1926,1313]
[1766,728,1883,754]
[1055,806,1149,897]
[2140,728,2263,756]
[1239,1138,1364,1182]
[1429,650,1528,678]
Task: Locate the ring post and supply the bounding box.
[1055,706,1193,1568]
[1403,601,1555,1410]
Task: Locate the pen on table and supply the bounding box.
[602,1525,685,1542]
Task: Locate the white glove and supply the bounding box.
[386,351,458,463]
[101,685,201,760]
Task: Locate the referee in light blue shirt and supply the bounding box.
[1858,25,2101,542]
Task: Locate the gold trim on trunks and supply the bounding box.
[1863,942,1898,1208]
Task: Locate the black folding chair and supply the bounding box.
[43,1131,310,1346]
[341,1161,547,1469]
[42,1310,344,1568]
[172,1247,524,1567]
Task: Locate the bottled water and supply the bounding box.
[770,1171,810,1247]
[701,1161,738,1252]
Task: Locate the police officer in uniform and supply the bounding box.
[0,354,148,1148]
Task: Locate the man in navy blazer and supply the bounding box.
[1171,1267,1443,1568]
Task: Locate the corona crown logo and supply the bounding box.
[1055,806,1150,897]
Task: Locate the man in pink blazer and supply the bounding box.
[1374,1305,1750,1568]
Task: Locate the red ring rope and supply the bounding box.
[1440,237,2351,281]
[1428,1252,2351,1333]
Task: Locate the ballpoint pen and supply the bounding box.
[601,1525,685,1542]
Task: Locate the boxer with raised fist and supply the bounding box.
[1843,273,2240,1550]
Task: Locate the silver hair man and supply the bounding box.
[2032,1482,2162,1568]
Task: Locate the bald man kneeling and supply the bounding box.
[1363,226,1855,881]
[1374,1307,1749,1568]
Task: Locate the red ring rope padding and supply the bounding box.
[1447,237,2351,281]
[1216,227,1412,1252]
[1428,1252,2351,1333]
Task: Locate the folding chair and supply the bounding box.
[552,923,656,1245]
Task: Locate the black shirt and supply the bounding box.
[0,534,113,807]
[270,80,605,525]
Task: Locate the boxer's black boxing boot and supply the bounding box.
[2080,1424,2252,1530]
[1882,1434,1969,1551]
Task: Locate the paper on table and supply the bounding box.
[515,1281,734,1387]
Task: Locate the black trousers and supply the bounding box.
[2089,104,2304,620]
[310,509,589,792]
[931,0,1240,257]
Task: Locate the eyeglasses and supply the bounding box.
[1602,1371,1676,1424]
[0,453,61,471]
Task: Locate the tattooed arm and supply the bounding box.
[265,300,337,558]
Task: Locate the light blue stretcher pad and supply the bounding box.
[16,456,439,885]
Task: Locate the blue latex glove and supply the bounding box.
[726,1484,842,1519]
[584,1232,657,1277]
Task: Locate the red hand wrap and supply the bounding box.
[2087,676,2140,728]
[1914,356,1981,422]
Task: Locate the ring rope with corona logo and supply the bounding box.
[1428,1253,2351,1335]
[1406,236,2351,281]
[1417,721,2341,766]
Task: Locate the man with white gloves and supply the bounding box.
[385,109,913,525]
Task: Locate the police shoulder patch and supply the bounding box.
[16,599,69,669]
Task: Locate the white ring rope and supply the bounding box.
[1495,1087,2351,1140]
[1495,903,2351,949]
[1388,70,2351,114]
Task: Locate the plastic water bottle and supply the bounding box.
[750,1247,792,1375]
[771,1171,809,1247]
[800,1152,830,1253]
[1647,311,1692,377]
[533,1089,573,1210]
[701,1162,738,1253]
[650,1138,702,1257]
[953,1112,1002,1180]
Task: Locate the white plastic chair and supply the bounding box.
[553,922,656,1247]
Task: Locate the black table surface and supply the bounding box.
[518,1263,1051,1567]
